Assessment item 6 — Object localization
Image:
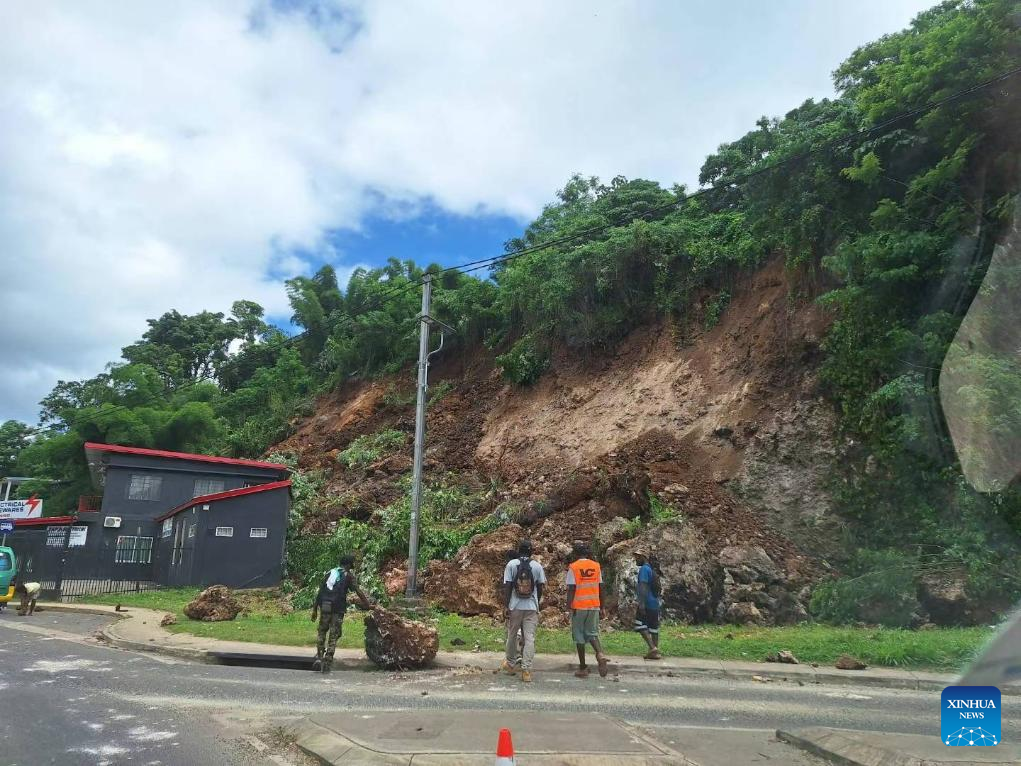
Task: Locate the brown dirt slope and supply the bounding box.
[275,256,832,613]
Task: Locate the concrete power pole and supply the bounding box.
[404,274,452,599]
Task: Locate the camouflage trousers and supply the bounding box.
[316,609,344,660]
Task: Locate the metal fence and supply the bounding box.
[8,524,163,602]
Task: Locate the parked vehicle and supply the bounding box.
[0,546,16,608]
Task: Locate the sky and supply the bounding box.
[0,0,936,424]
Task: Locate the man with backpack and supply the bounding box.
[633,549,662,659]
[311,554,372,673]
[500,539,546,683]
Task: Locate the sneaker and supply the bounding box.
[312,658,322,671]
[500,660,519,675]
[321,660,332,674]
[521,670,533,683]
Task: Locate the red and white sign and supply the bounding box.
[0,495,43,520]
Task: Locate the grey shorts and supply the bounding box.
[571,609,600,644]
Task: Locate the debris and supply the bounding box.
[115,604,125,612]
[724,632,734,640]
[183,585,242,622]
[159,613,177,627]
[450,637,466,646]
[364,606,438,670]
[764,650,799,665]
[751,675,772,683]
[834,654,867,671]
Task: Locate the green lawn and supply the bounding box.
[81,588,994,671]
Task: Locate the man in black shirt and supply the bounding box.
[311,554,372,673]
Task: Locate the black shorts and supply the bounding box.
[633,608,660,634]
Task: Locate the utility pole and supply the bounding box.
[405,275,453,599]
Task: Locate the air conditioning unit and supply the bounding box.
[103,516,122,528]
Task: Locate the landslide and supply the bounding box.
[276,256,836,622]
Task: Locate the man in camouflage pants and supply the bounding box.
[311,554,372,673]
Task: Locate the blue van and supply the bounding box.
[0,546,16,608]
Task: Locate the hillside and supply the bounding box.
[277,256,839,625]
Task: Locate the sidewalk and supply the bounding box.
[40,601,995,692]
[778,727,1021,766]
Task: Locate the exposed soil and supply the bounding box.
[274,256,835,616]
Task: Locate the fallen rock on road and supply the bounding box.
[364,606,439,670]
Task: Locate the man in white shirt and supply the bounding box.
[500,540,546,683]
[15,580,40,616]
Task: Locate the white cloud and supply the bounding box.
[0,0,934,422]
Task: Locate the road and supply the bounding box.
[1,609,1019,765]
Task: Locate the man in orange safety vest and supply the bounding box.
[565,540,610,678]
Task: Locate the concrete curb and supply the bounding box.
[776,727,1021,766]
[40,601,1019,694]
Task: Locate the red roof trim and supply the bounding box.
[84,442,288,471]
[13,516,75,527]
[154,479,292,523]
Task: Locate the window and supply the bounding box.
[126,474,162,501]
[193,478,225,497]
[215,526,233,537]
[249,527,268,538]
[0,552,10,571]
[114,535,153,564]
[161,518,173,538]
[187,524,196,539]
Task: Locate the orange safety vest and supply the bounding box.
[568,558,601,609]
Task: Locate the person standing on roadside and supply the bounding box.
[311,554,372,674]
[632,549,662,659]
[565,540,609,678]
[500,539,546,683]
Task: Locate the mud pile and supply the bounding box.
[364,606,439,670]
[184,585,241,622]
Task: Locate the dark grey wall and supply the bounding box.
[154,488,288,588]
[65,454,287,584]
[99,454,285,520]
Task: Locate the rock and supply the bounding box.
[765,650,799,664]
[721,601,764,624]
[834,654,867,671]
[718,546,784,584]
[159,613,177,627]
[916,570,969,625]
[383,564,408,597]
[605,519,721,623]
[364,606,439,670]
[183,585,242,622]
[423,524,525,615]
[115,603,125,612]
[593,517,632,553]
[450,637,466,646]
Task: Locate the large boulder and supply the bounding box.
[424,524,525,615]
[718,546,784,584]
[715,546,808,625]
[605,519,721,623]
[364,606,438,670]
[183,585,241,622]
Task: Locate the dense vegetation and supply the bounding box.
[5,0,1020,620]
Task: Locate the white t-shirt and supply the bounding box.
[23,582,40,598]
[503,558,546,612]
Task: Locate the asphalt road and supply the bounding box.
[1,611,1019,765]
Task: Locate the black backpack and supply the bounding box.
[513,557,535,598]
[320,567,349,611]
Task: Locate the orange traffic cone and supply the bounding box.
[495,728,515,765]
